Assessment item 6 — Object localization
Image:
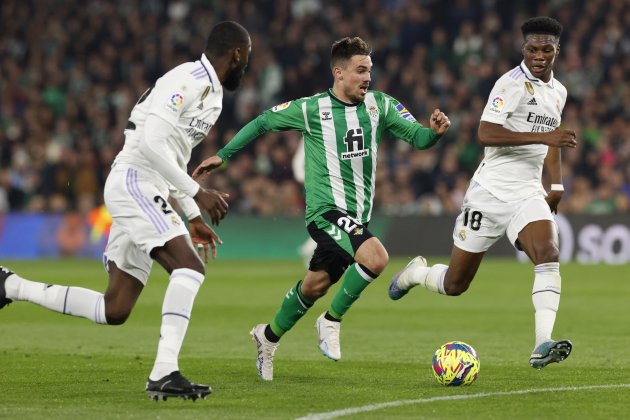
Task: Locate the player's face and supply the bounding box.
[224,41,252,91]
[522,34,559,83]
[338,55,372,103]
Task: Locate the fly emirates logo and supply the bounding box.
[185,117,213,142]
[527,112,559,133]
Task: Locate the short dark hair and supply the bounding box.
[206,21,250,56]
[330,37,371,69]
[521,16,563,39]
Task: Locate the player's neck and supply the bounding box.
[330,86,356,105]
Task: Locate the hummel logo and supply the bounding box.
[527,98,537,106]
[321,111,332,121]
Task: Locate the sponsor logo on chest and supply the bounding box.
[185,117,213,141]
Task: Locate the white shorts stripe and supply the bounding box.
[126,168,168,233]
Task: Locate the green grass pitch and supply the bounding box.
[1,258,629,419]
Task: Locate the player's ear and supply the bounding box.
[232,48,241,65]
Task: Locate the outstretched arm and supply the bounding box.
[478,121,577,148]
[192,114,269,179]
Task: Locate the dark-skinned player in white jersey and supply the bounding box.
[389,16,577,370]
[0,21,251,400]
[193,37,451,381]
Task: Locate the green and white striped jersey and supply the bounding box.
[217,89,441,224]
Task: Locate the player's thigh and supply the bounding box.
[104,165,193,277]
[151,234,204,274]
[511,197,558,263]
[306,210,375,283]
[452,181,510,253]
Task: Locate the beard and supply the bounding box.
[223,66,246,91]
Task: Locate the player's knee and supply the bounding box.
[531,242,559,265]
[443,271,472,296]
[444,281,469,296]
[359,246,389,275]
[104,306,132,325]
[301,280,330,300]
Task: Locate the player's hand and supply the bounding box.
[429,108,451,135]
[188,216,222,262]
[192,155,224,180]
[546,190,563,214]
[545,129,577,148]
[194,188,229,225]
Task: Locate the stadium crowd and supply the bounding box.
[1,0,629,217]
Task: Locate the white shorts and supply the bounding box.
[452,181,555,253]
[103,164,189,284]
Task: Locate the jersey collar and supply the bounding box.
[519,61,555,88]
[328,88,362,107]
[201,53,220,92]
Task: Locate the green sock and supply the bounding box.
[329,263,376,320]
[269,280,313,337]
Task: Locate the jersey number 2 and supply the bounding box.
[154,196,173,215]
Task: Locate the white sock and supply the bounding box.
[149,268,204,381]
[422,264,448,294]
[399,263,447,295]
[532,262,561,347]
[5,274,106,324]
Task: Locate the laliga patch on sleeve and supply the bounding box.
[165,92,185,113]
[272,101,292,112]
[489,95,505,113]
[395,103,417,122]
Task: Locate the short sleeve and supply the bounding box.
[147,72,197,126]
[262,99,308,132]
[480,78,523,126]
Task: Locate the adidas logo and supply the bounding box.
[527,97,537,106]
[197,103,204,110]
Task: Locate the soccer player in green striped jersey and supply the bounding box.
[193,37,451,381]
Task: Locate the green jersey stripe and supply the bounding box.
[364,92,379,221]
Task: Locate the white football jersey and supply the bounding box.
[473,61,567,202]
[114,53,223,196]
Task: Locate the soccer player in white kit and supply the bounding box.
[0,21,251,400]
[388,17,578,369]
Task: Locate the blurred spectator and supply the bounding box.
[0,0,628,217]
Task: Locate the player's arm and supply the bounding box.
[543,146,563,213]
[141,114,228,225]
[478,78,576,147]
[193,100,306,178]
[478,121,577,148]
[383,96,447,150]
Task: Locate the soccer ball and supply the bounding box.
[432,341,480,386]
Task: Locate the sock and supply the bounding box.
[269,280,313,338]
[328,263,376,320]
[422,264,448,295]
[149,268,204,381]
[5,274,107,324]
[532,262,561,347]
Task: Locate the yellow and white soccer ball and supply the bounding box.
[432,341,480,386]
